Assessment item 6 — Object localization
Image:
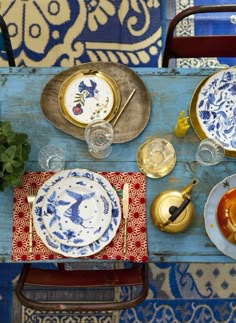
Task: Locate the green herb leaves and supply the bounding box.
[0,121,31,191]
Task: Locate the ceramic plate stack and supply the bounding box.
[189,67,236,157]
[32,168,121,257]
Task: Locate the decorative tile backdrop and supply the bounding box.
[0,0,162,67]
[8,262,236,322]
[175,0,236,68]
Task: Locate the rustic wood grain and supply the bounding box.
[1,66,235,263]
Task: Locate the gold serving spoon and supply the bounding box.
[112,89,136,126]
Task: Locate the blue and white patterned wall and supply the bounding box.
[0,0,162,67]
[174,0,236,68]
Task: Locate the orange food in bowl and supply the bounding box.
[217,188,236,244]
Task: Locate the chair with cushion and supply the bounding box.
[162,5,236,67]
[15,262,148,311]
[0,14,15,66]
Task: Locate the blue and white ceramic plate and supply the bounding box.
[190,67,236,157]
[33,169,121,258]
[42,177,112,247]
[204,174,236,260]
[58,69,121,128]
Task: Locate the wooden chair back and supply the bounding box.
[162,5,236,67]
[15,262,148,311]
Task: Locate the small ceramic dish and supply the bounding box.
[216,187,236,244]
[136,137,176,178]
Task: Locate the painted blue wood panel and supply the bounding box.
[1,67,235,263]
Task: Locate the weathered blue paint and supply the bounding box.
[1,67,235,263]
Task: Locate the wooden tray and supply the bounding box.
[40,62,150,143]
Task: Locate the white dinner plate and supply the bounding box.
[33,169,121,257]
[42,177,112,247]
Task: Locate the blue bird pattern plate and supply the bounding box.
[32,168,121,258]
[42,177,112,247]
[58,69,121,128]
[195,67,236,155]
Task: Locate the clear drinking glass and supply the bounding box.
[196,138,224,166]
[38,144,65,171]
[85,120,114,159]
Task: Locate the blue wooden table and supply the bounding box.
[1,67,235,263]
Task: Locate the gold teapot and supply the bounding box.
[150,179,198,233]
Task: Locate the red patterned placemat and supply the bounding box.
[12,171,148,262]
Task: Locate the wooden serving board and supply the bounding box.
[40,62,150,143]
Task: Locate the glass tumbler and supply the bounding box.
[196,138,224,166]
[38,144,65,171]
[85,120,114,159]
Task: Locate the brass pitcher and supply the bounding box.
[150,179,198,233]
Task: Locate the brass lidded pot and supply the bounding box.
[150,179,198,233]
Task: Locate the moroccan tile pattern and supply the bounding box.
[8,262,236,322]
[119,263,236,322]
[0,1,162,67]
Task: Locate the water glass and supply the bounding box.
[196,138,224,166]
[38,144,65,171]
[85,120,114,159]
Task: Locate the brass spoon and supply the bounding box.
[112,89,136,126]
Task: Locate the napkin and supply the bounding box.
[12,171,148,262]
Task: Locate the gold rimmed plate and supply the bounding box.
[189,76,210,138]
[189,67,236,158]
[58,69,121,128]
